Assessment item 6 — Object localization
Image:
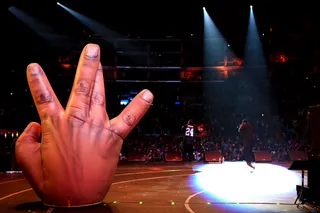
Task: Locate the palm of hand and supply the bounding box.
[40,115,122,207]
[15,44,153,207]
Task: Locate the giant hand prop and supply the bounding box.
[15,44,153,207]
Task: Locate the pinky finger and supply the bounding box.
[109,89,153,139]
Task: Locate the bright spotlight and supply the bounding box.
[57,2,60,5]
[203,7,205,10]
[250,5,252,8]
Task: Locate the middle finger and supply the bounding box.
[65,43,100,122]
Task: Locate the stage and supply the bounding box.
[0,161,317,213]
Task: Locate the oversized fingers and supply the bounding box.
[89,63,108,126]
[26,63,63,120]
[15,122,44,199]
[109,89,153,139]
[66,44,100,122]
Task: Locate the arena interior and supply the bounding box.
[1,1,320,213]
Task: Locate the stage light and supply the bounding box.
[203,7,205,10]
[57,2,60,5]
[250,5,252,8]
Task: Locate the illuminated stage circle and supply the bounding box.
[191,162,300,203]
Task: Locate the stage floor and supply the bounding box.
[0,161,317,213]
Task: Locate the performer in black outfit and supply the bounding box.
[238,119,255,169]
[182,119,195,161]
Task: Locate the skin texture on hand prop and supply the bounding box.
[15,44,153,207]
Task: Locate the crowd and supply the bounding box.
[117,62,312,163]
[119,113,305,162]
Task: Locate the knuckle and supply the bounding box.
[90,118,105,128]
[35,90,53,104]
[107,125,124,140]
[75,80,91,96]
[91,92,105,106]
[82,63,97,71]
[67,110,86,127]
[121,110,136,126]
[68,104,83,110]
[68,103,89,113]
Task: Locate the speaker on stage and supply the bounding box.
[204,151,222,163]
[164,151,183,162]
[254,151,272,162]
[308,106,320,205]
[288,151,308,161]
[308,105,320,153]
[308,153,320,205]
[127,152,146,162]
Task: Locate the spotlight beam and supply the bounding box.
[57,3,147,61]
[244,5,266,66]
[8,6,63,47]
[203,8,232,67]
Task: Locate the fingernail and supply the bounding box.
[27,63,42,76]
[98,63,103,71]
[141,90,153,103]
[85,44,99,58]
[25,123,36,133]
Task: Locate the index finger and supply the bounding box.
[27,63,63,120]
[109,89,153,139]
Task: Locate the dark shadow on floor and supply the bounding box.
[14,201,47,211]
[52,204,114,213]
[14,202,115,212]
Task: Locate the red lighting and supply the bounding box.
[148,168,163,171]
[61,64,71,69]
[279,55,286,63]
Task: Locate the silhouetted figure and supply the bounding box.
[182,119,195,161]
[239,119,255,170]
